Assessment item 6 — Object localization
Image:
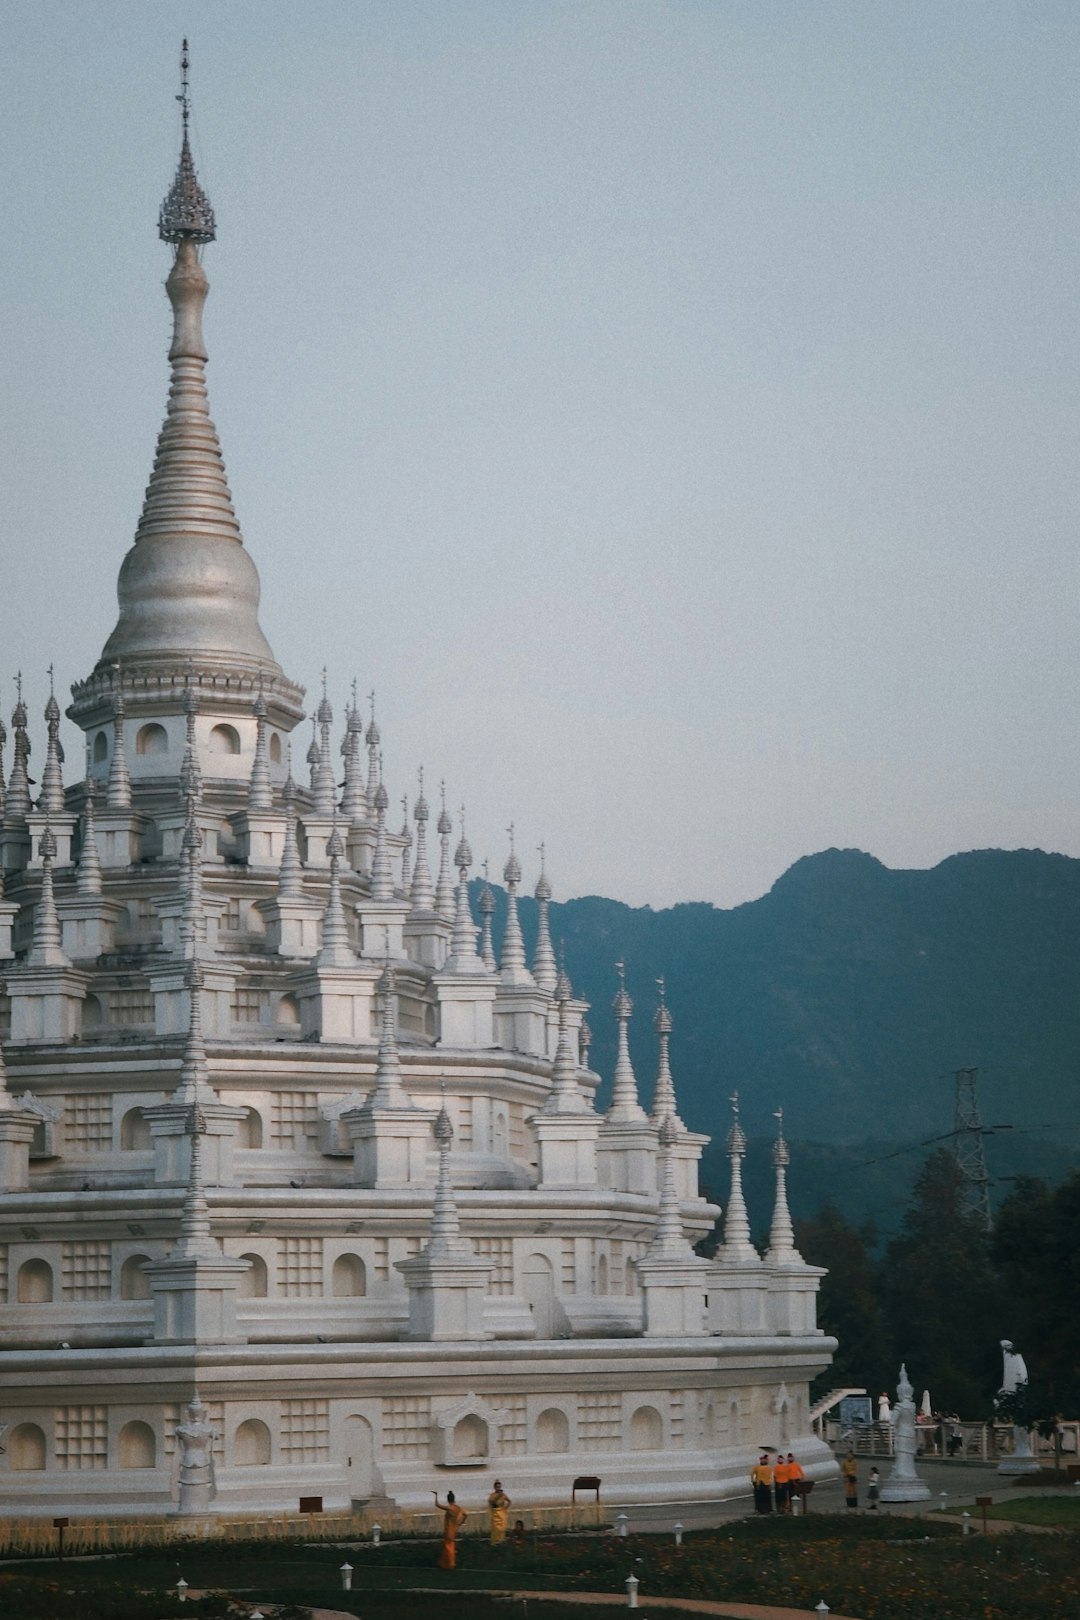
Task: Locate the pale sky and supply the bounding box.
[3,2,1079,908]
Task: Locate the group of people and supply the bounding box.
[434,1479,519,1568]
[749,1451,805,1513]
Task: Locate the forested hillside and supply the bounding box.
[479,846,1080,1230]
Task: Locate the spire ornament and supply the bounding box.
[27,824,70,968]
[77,764,103,898]
[478,860,497,972]
[399,796,413,893]
[39,672,66,816]
[434,784,455,922]
[445,811,483,972]
[425,1087,471,1259]
[719,1092,758,1262]
[365,695,381,820]
[531,843,558,993]
[409,770,435,911]
[368,962,409,1108]
[7,678,32,822]
[248,686,272,812]
[0,713,7,818]
[277,766,304,900]
[499,828,533,985]
[644,1114,695,1260]
[316,821,355,967]
[340,685,366,824]
[369,779,395,901]
[544,968,588,1113]
[607,961,647,1121]
[312,676,336,816]
[106,679,132,811]
[158,41,216,246]
[765,1106,803,1264]
[650,978,684,1128]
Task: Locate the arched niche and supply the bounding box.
[208,723,241,756]
[596,1253,609,1295]
[82,994,104,1029]
[269,732,283,763]
[629,1405,663,1451]
[625,1257,638,1297]
[120,1255,152,1300]
[452,1414,488,1461]
[135,722,168,756]
[92,731,108,763]
[332,1253,367,1298]
[237,1254,268,1298]
[234,1418,271,1466]
[17,1258,53,1304]
[275,994,300,1030]
[118,1420,156,1468]
[535,1407,570,1454]
[236,1107,264,1150]
[120,1107,152,1150]
[10,1422,46,1470]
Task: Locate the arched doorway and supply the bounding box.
[342,1414,375,1501]
[523,1253,555,1338]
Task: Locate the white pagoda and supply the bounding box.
[0,48,835,1518]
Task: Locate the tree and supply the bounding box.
[880,1150,1005,1415]
[992,1172,1080,1415]
[795,1202,888,1400]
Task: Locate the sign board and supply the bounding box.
[299,1496,323,1514]
[52,1518,70,1528]
[838,1396,873,1428]
[975,1495,992,1506]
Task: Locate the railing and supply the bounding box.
[0,1500,607,1559]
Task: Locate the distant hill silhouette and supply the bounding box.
[476,847,1080,1231]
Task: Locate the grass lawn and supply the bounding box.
[952,1495,1080,1529]
[4,1514,1080,1620]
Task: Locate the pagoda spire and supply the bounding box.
[499,827,533,985]
[173,1100,218,1259]
[409,770,435,911]
[719,1092,758,1262]
[339,682,366,824]
[365,695,381,820]
[531,843,557,992]
[446,812,483,972]
[607,961,647,1121]
[316,822,354,967]
[172,959,216,1106]
[544,967,589,1113]
[765,1107,803,1264]
[434,784,455,922]
[368,962,409,1108]
[277,765,304,899]
[98,41,283,679]
[398,796,413,893]
[312,675,336,816]
[27,825,70,968]
[369,778,395,901]
[645,1115,695,1260]
[248,685,272,811]
[425,1091,470,1259]
[650,978,684,1128]
[106,679,132,810]
[7,677,32,821]
[76,763,103,897]
[478,860,497,971]
[39,671,65,815]
[0,713,7,817]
